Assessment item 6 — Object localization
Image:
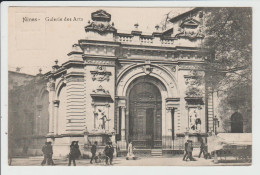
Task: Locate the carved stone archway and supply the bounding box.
[116,64,179,149]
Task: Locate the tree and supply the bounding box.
[201,8,252,132]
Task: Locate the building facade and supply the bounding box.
[8,70,49,156]
[44,8,214,157]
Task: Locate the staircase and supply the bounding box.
[151,149,163,157]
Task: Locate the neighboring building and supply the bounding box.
[44,8,212,157]
[8,70,49,156]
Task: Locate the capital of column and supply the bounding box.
[120,106,126,109]
[53,100,60,107]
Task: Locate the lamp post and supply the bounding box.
[213,115,219,135]
[213,116,219,164]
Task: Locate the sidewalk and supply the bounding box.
[10,155,251,166]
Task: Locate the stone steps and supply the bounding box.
[151,149,162,157]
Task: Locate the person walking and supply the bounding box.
[90,141,98,164]
[104,142,110,165]
[108,141,114,165]
[41,142,48,166]
[46,142,55,165]
[187,140,195,161]
[198,140,205,158]
[183,140,189,161]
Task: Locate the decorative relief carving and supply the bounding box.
[85,59,114,66]
[178,64,202,70]
[142,64,153,75]
[90,65,112,82]
[47,78,55,91]
[171,66,176,72]
[92,85,110,95]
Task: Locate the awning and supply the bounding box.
[207,133,252,152]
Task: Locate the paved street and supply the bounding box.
[10,155,251,166]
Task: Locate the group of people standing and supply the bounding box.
[41,141,81,166]
[90,141,114,165]
[183,139,211,161]
[41,140,114,166]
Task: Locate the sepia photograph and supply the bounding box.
[2,3,255,169]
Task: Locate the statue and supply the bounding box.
[126,141,137,160]
[98,114,107,130]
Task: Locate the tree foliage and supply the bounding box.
[202,8,252,131]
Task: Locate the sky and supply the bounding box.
[8,7,192,75]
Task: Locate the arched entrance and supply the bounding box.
[231,112,243,133]
[128,80,162,149]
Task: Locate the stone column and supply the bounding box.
[118,106,127,150]
[121,106,126,141]
[47,81,55,136]
[53,100,60,135]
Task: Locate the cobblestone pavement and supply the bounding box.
[10,155,251,166]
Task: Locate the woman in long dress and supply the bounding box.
[126,141,136,160]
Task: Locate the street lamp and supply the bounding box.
[213,115,219,135]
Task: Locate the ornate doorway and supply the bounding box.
[129,82,162,149]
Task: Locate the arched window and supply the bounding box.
[231,112,243,133]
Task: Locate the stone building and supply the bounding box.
[43,8,215,157]
[8,70,49,156]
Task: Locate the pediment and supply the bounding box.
[180,18,200,28]
[91,10,111,22]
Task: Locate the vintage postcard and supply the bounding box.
[1,1,257,173]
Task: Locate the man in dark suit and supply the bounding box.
[108,141,114,165]
[198,140,205,158]
[187,140,195,161]
[104,141,114,165]
[183,140,189,161]
[46,142,54,165]
[41,142,48,166]
[90,141,98,164]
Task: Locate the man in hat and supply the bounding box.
[46,142,54,165]
[187,140,195,161]
[198,140,205,158]
[41,142,48,166]
[90,141,98,164]
[104,141,110,165]
[104,141,114,165]
[183,140,189,161]
[108,141,114,165]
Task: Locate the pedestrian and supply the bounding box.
[104,141,114,165]
[108,141,114,165]
[90,141,98,164]
[204,143,211,159]
[46,142,55,165]
[68,141,76,166]
[74,141,81,159]
[68,141,81,166]
[198,140,205,158]
[41,142,48,166]
[187,140,195,161]
[104,142,110,165]
[183,140,189,161]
